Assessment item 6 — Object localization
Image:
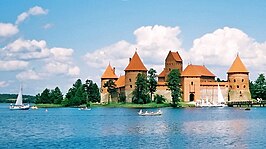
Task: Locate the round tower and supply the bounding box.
[124,51,147,102]
[227,55,251,101]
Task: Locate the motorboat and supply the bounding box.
[78,107,91,110]
[138,109,162,116]
[9,85,30,110]
[31,106,38,110]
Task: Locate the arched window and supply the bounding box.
[230,85,232,89]
[234,79,236,82]
[129,79,131,82]
[242,79,244,82]
[191,82,193,85]
[237,85,239,88]
[243,85,246,88]
[130,85,132,88]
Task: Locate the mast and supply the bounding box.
[218,84,224,103]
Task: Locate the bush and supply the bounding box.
[154,94,166,104]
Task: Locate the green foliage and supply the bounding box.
[148,68,157,101]
[250,74,266,100]
[0,94,35,103]
[132,73,150,104]
[167,69,181,107]
[154,94,166,104]
[85,79,100,103]
[51,87,63,104]
[64,79,87,106]
[118,92,126,103]
[36,87,63,104]
[103,79,117,103]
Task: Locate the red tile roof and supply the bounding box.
[124,51,147,71]
[101,64,118,79]
[171,51,182,62]
[227,55,249,73]
[158,69,166,77]
[181,65,215,77]
[115,75,125,88]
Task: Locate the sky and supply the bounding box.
[0,0,266,95]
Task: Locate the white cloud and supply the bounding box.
[3,38,50,60]
[16,70,42,81]
[68,66,80,76]
[84,25,186,75]
[50,47,73,61]
[43,23,53,29]
[189,27,266,78]
[0,60,28,71]
[0,23,19,37]
[0,81,9,88]
[16,6,48,25]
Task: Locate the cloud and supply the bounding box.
[43,23,53,29]
[0,81,9,88]
[50,47,74,61]
[16,6,48,25]
[3,38,50,60]
[44,61,80,76]
[68,66,80,76]
[0,60,28,71]
[189,27,266,77]
[0,23,19,37]
[84,25,186,75]
[16,70,42,81]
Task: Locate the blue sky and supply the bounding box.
[0,0,266,95]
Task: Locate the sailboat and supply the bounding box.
[212,84,226,107]
[9,85,30,110]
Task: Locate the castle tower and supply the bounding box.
[158,51,183,82]
[227,55,251,101]
[124,51,147,102]
[101,63,118,103]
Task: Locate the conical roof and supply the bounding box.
[101,64,118,79]
[227,55,249,74]
[125,51,147,71]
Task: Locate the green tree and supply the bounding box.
[103,79,117,103]
[85,79,100,103]
[64,79,87,106]
[147,68,157,102]
[132,73,149,104]
[51,87,64,104]
[251,74,266,100]
[154,94,166,104]
[40,88,51,104]
[167,69,181,107]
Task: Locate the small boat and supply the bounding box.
[78,107,91,110]
[45,109,48,112]
[138,109,162,116]
[31,106,38,110]
[9,85,30,110]
[245,107,251,110]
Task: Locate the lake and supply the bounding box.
[0,103,266,149]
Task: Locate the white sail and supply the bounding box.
[15,85,23,105]
[217,84,225,104]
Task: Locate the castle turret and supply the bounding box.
[101,63,118,103]
[124,51,147,102]
[227,55,251,101]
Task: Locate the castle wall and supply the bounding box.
[182,77,201,102]
[200,84,229,103]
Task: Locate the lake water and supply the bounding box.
[1,103,266,149]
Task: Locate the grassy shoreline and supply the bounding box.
[33,102,195,108]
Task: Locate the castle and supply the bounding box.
[100,50,251,103]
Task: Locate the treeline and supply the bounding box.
[36,79,100,106]
[0,94,35,103]
[250,74,266,100]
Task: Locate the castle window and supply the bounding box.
[242,79,244,82]
[169,68,171,71]
[240,91,242,94]
[237,85,239,88]
[243,85,246,88]
[191,82,193,85]
[230,85,232,89]
[130,85,132,88]
[234,79,236,82]
[129,79,131,82]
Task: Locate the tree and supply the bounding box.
[154,94,166,104]
[251,74,266,100]
[103,79,117,103]
[167,69,181,107]
[50,87,64,104]
[64,79,87,106]
[132,73,149,104]
[39,88,51,104]
[147,68,157,102]
[85,79,100,103]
